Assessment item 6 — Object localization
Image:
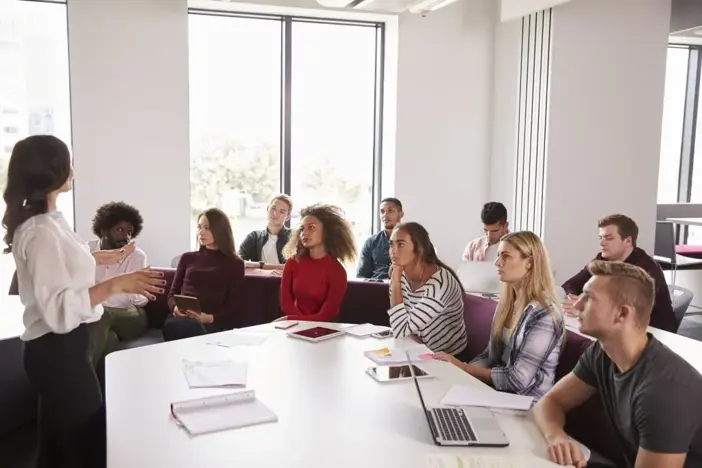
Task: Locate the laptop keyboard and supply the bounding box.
[432,408,477,442]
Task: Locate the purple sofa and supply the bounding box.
[3,268,622,464]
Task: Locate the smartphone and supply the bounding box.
[274,321,299,330]
[371,329,394,339]
[366,365,431,383]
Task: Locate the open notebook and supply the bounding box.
[170,390,277,436]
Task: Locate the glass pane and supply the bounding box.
[657,46,689,203]
[687,54,702,243]
[188,15,282,249]
[290,21,378,269]
[0,1,72,290]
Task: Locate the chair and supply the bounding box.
[170,254,182,268]
[669,285,694,332]
[653,221,702,285]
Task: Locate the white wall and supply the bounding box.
[68,0,191,267]
[488,16,521,219]
[394,0,496,267]
[542,0,671,282]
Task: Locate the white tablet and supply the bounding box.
[366,365,432,383]
[287,326,345,343]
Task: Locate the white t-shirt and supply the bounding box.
[261,234,280,265]
[484,243,499,262]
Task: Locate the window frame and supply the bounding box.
[188,8,387,234]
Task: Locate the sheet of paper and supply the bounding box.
[344,323,390,337]
[440,385,534,411]
[426,454,561,468]
[364,345,432,365]
[207,331,271,347]
[182,359,247,388]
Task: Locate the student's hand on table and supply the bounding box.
[115,268,164,300]
[562,294,579,317]
[546,435,587,467]
[244,261,259,269]
[432,352,462,367]
[185,310,214,324]
[268,269,283,277]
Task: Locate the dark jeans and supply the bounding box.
[24,323,105,468]
[161,314,221,342]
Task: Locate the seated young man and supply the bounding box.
[357,197,403,280]
[238,194,292,274]
[534,261,702,468]
[87,201,149,365]
[462,201,510,262]
[562,214,676,332]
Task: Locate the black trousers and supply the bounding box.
[161,314,221,342]
[24,323,105,468]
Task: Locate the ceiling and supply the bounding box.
[316,0,418,13]
[670,25,702,45]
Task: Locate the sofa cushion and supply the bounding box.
[113,329,163,351]
[676,244,702,259]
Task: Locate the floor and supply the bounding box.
[3,311,702,468]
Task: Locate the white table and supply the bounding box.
[0,295,26,342]
[666,217,702,227]
[106,322,554,468]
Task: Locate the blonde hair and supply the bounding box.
[493,231,562,342]
[269,194,293,213]
[587,260,654,326]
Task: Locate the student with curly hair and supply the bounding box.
[277,204,357,322]
[87,201,149,367]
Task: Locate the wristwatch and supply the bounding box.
[259,261,264,269]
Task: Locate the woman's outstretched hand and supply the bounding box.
[115,267,165,300]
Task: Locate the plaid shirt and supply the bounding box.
[471,300,564,400]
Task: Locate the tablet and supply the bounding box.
[366,365,432,383]
[173,295,201,313]
[287,326,344,343]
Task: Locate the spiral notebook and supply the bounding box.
[170,390,277,436]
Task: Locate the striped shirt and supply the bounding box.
[388,266,467,355]
[471,300,564,400]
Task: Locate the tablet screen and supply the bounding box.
[293,327,340,339]
[369,365,429,382]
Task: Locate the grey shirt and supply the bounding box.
[574,335,702,467]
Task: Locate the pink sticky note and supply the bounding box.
[417,353,434,360]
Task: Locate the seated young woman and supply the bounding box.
[434,231,565,400]
[388,222,468,355]
[162,208,245,341]
[277,204,356,322]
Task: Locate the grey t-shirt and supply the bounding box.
[574,335,702,468]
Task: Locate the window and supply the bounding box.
[0,0,72,289]
[188,11,385,268]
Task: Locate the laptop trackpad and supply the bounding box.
[464,407,508,443]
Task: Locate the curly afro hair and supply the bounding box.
[91,201,144,239]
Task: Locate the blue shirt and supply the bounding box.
[356,231,391,280]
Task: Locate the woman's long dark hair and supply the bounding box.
[198,208,237,257]
[2,136,72,253]
[393,222,465,291]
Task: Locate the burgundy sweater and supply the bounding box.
[167,249,245,328]
[562,247,676,332]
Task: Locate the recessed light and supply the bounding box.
[694,29,702,36]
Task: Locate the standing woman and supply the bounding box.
[388,222,468,355]
[3,135,164,468]
[434,231,564,400]
[278,204,356,322]
[162,208,245,341]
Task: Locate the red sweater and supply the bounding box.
[167,249,245,328]
[280,254,348,322]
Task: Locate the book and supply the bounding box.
[363,345,434,365]
[440,385,534,411]
[170,390,277,436]
[181,359,247,388]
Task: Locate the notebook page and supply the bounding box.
[363,345,433,365]
[182,359,247,388]
[171,391,277,436]
[207,331,271,347]
[440,385,533,411]
[345,323,390,337]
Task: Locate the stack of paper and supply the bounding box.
[171,390,277,436]
[363,345,434,365]
[206,330,271,348]
[181,359,247,388]
[426,454,561,468]
[440,385,533,411]
[344,323,391,337]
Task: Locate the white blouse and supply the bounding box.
[13,211,102,341]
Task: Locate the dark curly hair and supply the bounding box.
[283,204,357,264]
[91,201,144,238]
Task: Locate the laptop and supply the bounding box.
[407,353,509,447]
[457,261,502,295]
